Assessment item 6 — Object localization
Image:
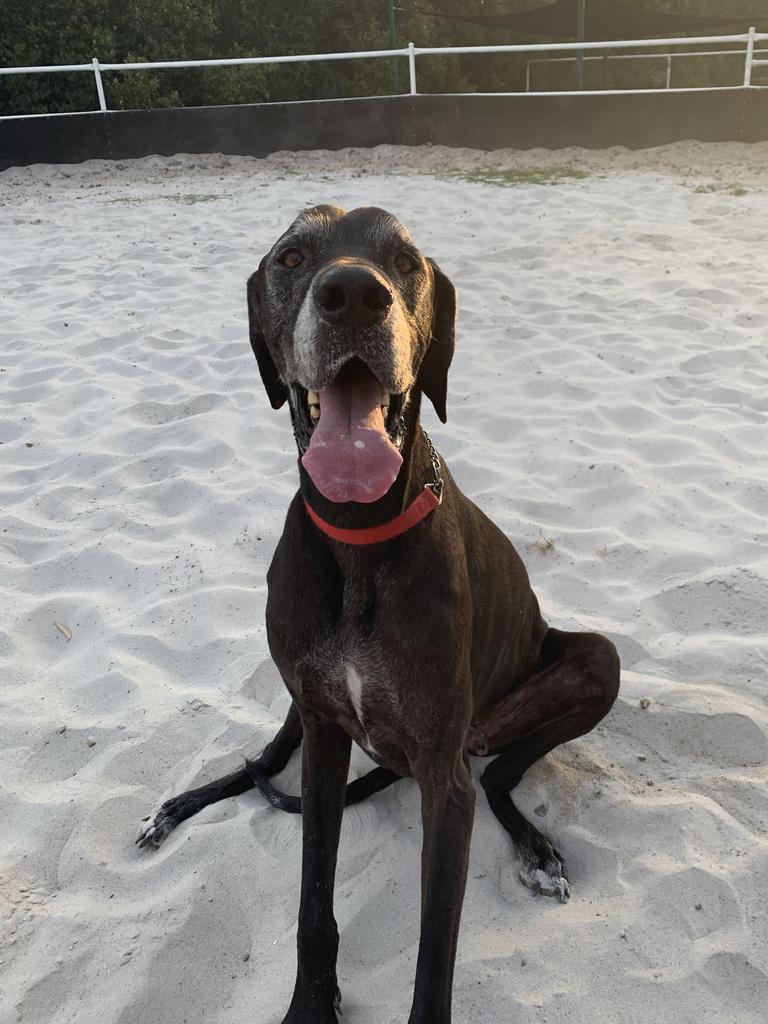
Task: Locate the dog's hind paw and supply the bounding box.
[518,842,571,903]
[519,863,571,902]
[135,800,184,850]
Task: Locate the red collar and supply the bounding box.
[303,484,442,546]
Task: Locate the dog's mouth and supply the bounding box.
[290,360,407,504]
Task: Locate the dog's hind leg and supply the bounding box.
[468,628,620,902]
[247,760,401,814]
[136,702,304,849]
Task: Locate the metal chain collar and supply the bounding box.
[422,427,444,501]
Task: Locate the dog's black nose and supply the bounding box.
[314,263,393,327]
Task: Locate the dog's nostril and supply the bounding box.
[318,284,346,313]
[363,285,392,313]
[316,274,391,321]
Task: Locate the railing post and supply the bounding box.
[92,57,107,111]
[408,41,417,95]
[744,25,756,86]
[576,0,585,90]
[525,61,531,92]
[666,54,672,89]
[387,0,399,93]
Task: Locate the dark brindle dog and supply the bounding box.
[137,205,620,1023]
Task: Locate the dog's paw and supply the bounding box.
[135,799,183,850]
[518,841,571,903]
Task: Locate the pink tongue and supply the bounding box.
[302,369,402,503]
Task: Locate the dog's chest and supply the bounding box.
[298,634,408,769]
[272,547,419,773]
[339,658,381,756]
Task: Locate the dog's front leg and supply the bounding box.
[281,713,351,1024]
[408,758,476,1024]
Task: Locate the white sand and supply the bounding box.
[1,142,767,1024]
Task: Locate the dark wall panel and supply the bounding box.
[1,91,765,171]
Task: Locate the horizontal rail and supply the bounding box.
[0,62,96,74]
[2,84,762,121]
[0,49,410,75]
[0,110,96,120]
[528,47,768,66]
[97,49,408,72]
[0,92,407,120]
[3,33,768,77]
[448,85,764,98]
[413,33,767,57]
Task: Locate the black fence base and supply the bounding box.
[1,91,765,171]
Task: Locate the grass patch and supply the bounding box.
[108,192,220,205]
[445,167,589,187]
[692,183,748,196]
[172,193,220,204]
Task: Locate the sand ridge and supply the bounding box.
[1,143,767,1023]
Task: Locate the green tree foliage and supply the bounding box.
[0,0,764,116]
[0,0,272,114]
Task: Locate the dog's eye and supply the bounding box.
[395,252,416,274]
[281,249,303,269]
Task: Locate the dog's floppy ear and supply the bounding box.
[419,258,457,423]
[247,266,289,410]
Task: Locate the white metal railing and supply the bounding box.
[0,28,766,120]
[525,46,768,92]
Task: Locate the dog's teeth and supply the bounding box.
[307,390,320,421]
[381,405,389,416]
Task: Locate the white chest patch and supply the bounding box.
[345,662,365,723]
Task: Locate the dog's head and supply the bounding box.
[247,205,456,504]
